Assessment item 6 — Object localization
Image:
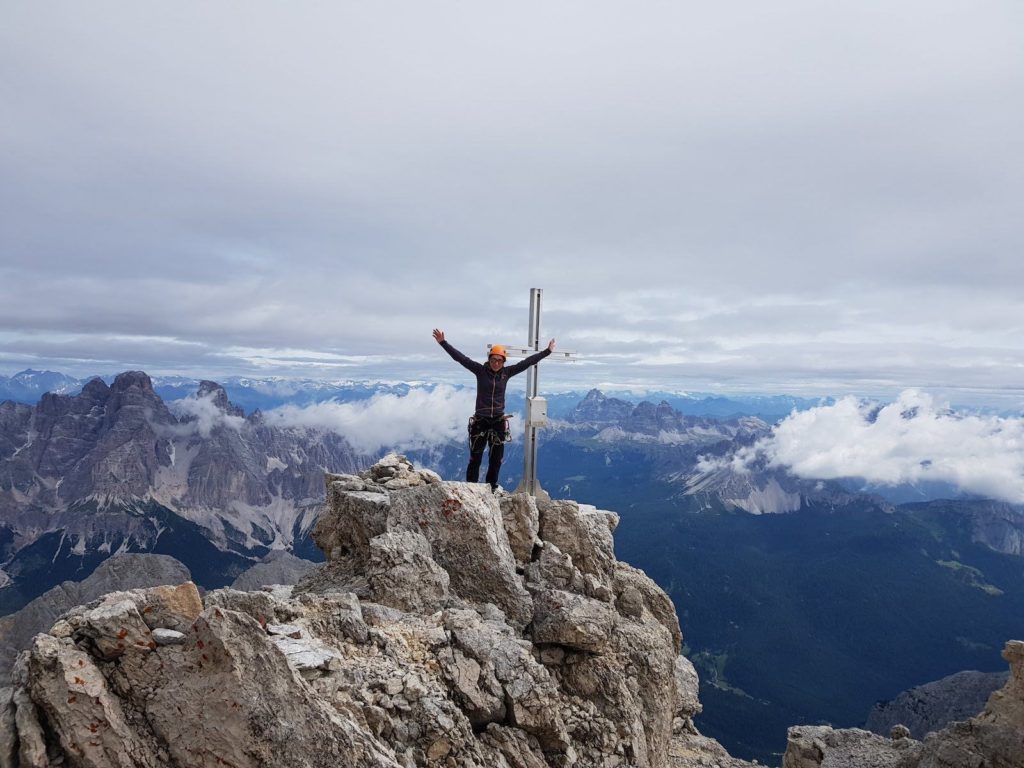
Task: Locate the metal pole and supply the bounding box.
[523,288,542,496]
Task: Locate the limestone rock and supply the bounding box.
[866,669,1009,740]
[524,542,587,596]
[386,482,532,628]
[536,499,618,589]
[314,487,391,563]
[4,456,750,768]
[152,628,185,646]
[907,639,1024,768]
[784,725,918,768]
[675,655,703,720]
[76,596,156,660]
[367,531,450,613]
[614,561,683,651]
[531,589,615,653]
[0,553,191,685]
[782,640,1024,768]
[498,493,540,565]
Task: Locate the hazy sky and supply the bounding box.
[3,1,1023,405]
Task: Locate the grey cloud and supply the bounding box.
[1,1,1022,403]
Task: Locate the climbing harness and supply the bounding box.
[467,414,513,450]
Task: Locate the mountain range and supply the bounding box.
[2,372,1024,763]
[0,371,360,613]
[0,368,828,421]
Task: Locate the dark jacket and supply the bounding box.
[440,341,551,418]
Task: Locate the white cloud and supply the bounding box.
[262,385,475,454]
[731,390,1024,503]
[168,393,246,438]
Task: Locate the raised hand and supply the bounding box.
[547,339,556,352]
[433,329,445,344]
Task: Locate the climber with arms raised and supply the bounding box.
[433,329,555,491]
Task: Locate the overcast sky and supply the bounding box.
[2,1,1023,406]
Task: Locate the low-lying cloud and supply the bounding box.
[167,393,246,438]
[726,390,1024,504]
[262,385,475,454]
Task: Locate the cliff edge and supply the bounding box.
[0,454,751,768]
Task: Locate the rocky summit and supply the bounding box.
[0,455,752,768]
[2,454,1021,768]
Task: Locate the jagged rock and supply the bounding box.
[0,553,191,685]
[367,531,450,613]
[675,655,702,720]
[498,494,541,565]
[136,582,204,631]
[866,669,1009,740]
[524,542,587,596]
[782,640,1024,768]
[531,589,615,653]
[613,562,683,651]
[386,482,533,628]
[4,457,756,768]
[314,486,391,563]
[891,725,912,740]
[76,597,156,660]
[784,725,918,768]
[907,640,1024,768]
[11,664,48,768]
[536,499,618,589]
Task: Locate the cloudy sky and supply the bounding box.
[3,1,1023,406]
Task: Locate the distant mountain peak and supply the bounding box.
[110,370,155,394]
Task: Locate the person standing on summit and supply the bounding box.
[433,329,555,491]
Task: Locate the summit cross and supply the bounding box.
[489,288,577,498]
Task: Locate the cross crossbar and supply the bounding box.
[489,345,578,362]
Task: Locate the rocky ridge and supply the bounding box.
[783,640,1024,768]
[865,670,1010,741]
[0,455,754,768]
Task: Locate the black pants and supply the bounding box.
[466,417,506,490]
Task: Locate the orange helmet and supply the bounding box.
[489,345,507,360]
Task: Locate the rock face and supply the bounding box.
[0,554,192,686]
[866,670,1010,740]
[1,456,747,768]
[0,371,363,612]
[782,640,1024,768]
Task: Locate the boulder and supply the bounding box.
[314,487,391,563]
[531,589,615,653]
[387,482,532,628]
[367,531,450,613]
[537,499,618,588]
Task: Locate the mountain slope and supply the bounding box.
[0,372,361,613]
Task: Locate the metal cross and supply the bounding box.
[489,288,577,498]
